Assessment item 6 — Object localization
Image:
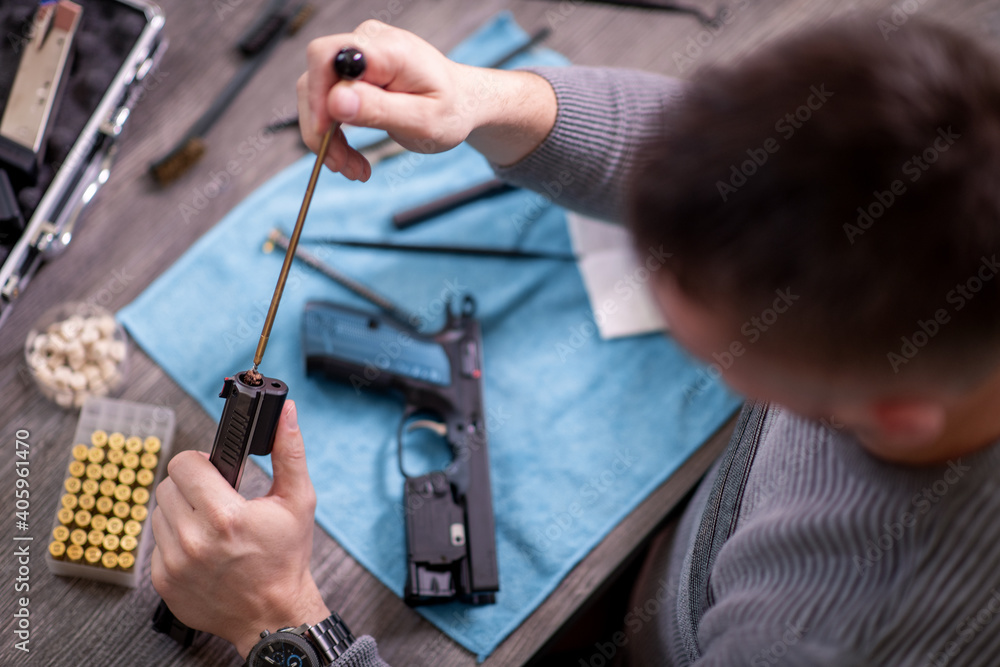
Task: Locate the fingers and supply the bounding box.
[328,80,439,142]
[304,22,412,135]
[266,401,316,514]
[167,449,242,514]
[320,126,371,182]
[297,72,371,181]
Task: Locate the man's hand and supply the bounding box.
[151,401,330,659]
[297,20,557,180]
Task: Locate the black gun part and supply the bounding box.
[266,227,422,330]
[534,0,721,26]
[391,179,516,230]
[303,299,499,605]
[152,371,288,646]
[298,237,579,262]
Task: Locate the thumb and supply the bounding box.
[267,401,314,508]
[328,80,443,143]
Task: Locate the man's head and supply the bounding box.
[628,17,1000,460]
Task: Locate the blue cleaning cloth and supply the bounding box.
[118,13,740,660]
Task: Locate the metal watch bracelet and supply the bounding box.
[306,612,356,663]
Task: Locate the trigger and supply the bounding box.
[406,419,448,437]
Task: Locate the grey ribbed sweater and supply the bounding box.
[330,67,1000,666]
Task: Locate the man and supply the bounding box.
[152,13,1000,666]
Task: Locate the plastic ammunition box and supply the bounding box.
[45,397,174,586]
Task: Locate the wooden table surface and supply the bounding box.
[1,0,996,665]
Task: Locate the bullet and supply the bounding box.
[74,510,92,528]
[130,505,148,523]
[72,444,89,461]
[106,518,124,535]
[85,463,103,480]
[118,552,135,570]
[107,448,124,465]
[66,544,84,562]
[82,479,99,496]
[87,447,105,464]
[61,493,78,510]
[120,535,138,552]
[64,477,82,494]
[122,453,140,470]
[141,452,158,470]
[68,461,86,478]
[95,496,114,515]
[102,551,119,569]
[136,469,154,487]
[114,484,131,502]
[124,519,143,536]
[103,462,120,480]
[49,541,66,559]
[118,468,136,486]
[102,534,120,551]
[91,515,107,532]
[78,494,95,511]
[52,526,70,542]
[99,479,116,496]
[108,432,126,450]
[87,529,104,547]
[91,430,108,447]
[132,487,149,505]
[113,502,131,519]
[84,546,102,564]
[58,508,75,525]
[125,436,143,453]
[144,436,161,454]
[70,529,87,546]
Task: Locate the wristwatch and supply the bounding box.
[244,612,356,667]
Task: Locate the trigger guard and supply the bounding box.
[397,409,448,479]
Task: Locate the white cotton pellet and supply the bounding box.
[80,325,100,345]
[60,316,84,339]
[28,352,47,370]
[89,378,107,395]
[46,353,66,371]
[54,391,74,407]
[44,335,67,355]
[88,339,110,361]
[30,333,47,352]
[96,315,116,337]
[68,352,87,372]
[83,364,101,383]
[108,340,126,362]
[35,365,54,385]
[68,372,88,391]
[65,338,85,358]
[99,358,118,381]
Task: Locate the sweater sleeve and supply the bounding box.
[491,66,685,223]
[331,635,390,667]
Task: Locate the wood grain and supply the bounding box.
[1,0,997,665]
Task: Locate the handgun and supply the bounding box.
[302,297,499,605]
[152,371,287,646]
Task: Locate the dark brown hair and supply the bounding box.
[629,16,1000,382]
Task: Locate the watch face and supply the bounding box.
[250,634,318,667]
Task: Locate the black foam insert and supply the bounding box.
[0,0,148,241]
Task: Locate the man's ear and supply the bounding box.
[869,399,947,447]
